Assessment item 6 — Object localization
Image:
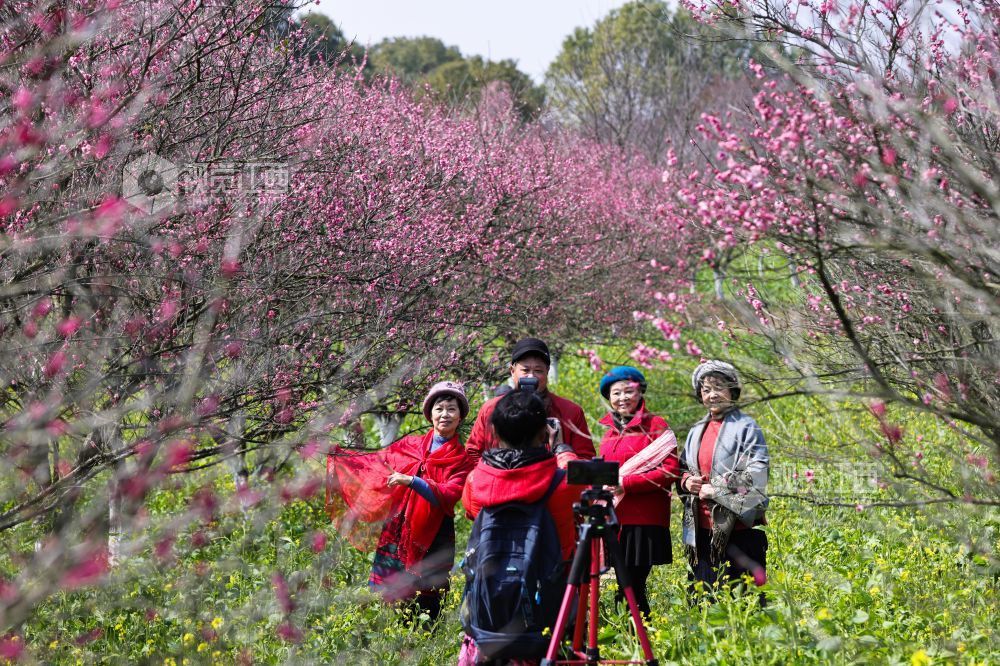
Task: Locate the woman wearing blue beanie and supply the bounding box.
[597,366,680,618]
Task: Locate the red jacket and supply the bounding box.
[598,405,680,528]
[462,456,580,561]
[465,391,595,462]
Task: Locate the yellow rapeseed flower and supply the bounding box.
[816,608,832,621]
[211,617,223,630]
[196,643,209,653]
[910,649,932,666]
[182,632,195,645]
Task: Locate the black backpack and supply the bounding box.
[460,470,566,662]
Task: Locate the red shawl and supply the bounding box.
[326,431,473,571]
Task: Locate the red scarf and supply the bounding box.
[326,431,472,570]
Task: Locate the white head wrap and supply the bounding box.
[691,360,742,392]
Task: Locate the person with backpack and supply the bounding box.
[459,390,580,665]
[596,366,680,619]
[326,381,475,624]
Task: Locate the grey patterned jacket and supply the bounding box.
[680,409,769,554]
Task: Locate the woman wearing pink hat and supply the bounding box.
[327,381,474,623]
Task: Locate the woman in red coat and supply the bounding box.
[597,366,680,618]
[327,381,474,623]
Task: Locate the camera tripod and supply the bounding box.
[540,486,658,666]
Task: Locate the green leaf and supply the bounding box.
[761,624,783,641]
[817,636,843,652]
[706,604,729,626]
[852,610,870,624]
[835,579,853,593]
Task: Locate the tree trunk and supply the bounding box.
[374,412,404,448]
[548,354,559,384]
[346,419,366,448]
[225,411,250,499]
[49,441,60,483]
[713,269,725,300]
[99,423,126,566]
[108,466,124,566]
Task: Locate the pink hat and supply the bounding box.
[422,381,469,422]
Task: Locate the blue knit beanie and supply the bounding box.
[599,366,647,399]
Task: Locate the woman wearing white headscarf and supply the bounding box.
[680,361,769,595]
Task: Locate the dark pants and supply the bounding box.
[689,527,767,602]
[400,517,455,628]
[615,565,652,618]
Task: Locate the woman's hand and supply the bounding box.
[698,483,717,500]
[386,472,413,488]
[602,483,625,498]
[685,474,705,494]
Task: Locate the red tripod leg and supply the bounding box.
[602,531,658,665]
[621,586,657,664]
[572,578,588,653]
[586,539,601,664]
[541,582,580,665]
[542,523,594,666]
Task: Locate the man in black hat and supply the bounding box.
[465,338,594,463]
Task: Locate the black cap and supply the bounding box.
[511,337,550,365]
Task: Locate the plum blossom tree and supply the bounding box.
[0,0,693,642]
[652,0,998,512]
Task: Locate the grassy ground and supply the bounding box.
[3,354,998,664]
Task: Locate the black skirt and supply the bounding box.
[417,515,455,591]
[619,524,672,567]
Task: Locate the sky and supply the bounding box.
[314,0,630,83]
